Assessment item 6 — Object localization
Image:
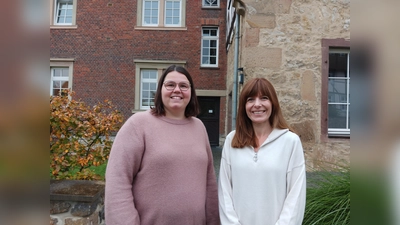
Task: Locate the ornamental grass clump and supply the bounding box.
[50,90,123,180]
[303,164,350,225]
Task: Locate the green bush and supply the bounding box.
[304,164,350,225]
[50,90,123,180]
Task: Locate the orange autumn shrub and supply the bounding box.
[50,90,123,180]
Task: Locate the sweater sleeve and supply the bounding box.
[105,118,144,225]
[218,134,241,225]
[275,136,306,225]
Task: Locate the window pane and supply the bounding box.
[210,40,216,47]
[201,28,219,66]
[210,48,216,56]
[53,81,60,88]
[329,53,348,77]
[210,57,216,64]
[143,0,159,25]
[56,1,73,24]
[61,81,69,88]
[53,89,60,96]
[328,104,347,128]
[328,79,347,103]
[203,0,218,6]
[141,69,158,109]
[61,68,69,77]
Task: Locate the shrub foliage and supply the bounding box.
[304,164,350,225]
[50,91,123,180]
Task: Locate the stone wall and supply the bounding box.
[226,0,351,168]
[50,180,105,225]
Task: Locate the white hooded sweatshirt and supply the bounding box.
[218,128,306,225]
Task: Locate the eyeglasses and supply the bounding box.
[163,81,191,91]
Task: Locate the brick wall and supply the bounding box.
[50,0,227,138]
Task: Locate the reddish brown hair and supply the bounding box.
[232,78,292,148]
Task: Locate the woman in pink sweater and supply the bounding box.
[105,65,219,225]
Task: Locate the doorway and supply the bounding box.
[197,97,220,146]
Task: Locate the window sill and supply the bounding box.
[50,25,78,29]
[131,109,149,114]
[202,7,221,10]
[200,66,220,69]
[134,26,187,31]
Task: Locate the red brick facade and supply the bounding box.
[51,0,227,144]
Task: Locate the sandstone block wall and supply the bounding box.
[226,0,350,168]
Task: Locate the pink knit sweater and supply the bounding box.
[105,110,219,225]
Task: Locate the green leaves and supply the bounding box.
[304,164,350,225]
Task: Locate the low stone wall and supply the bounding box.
[50,180,105,225]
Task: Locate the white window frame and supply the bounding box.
[201,27,219,68]
[133,60,186,113]
[136,0,186,29]
[50,0,77,28]
[202,0,220,8]
[328,49,350,136]
[142,0,160,27]
[140,69,158,109]
[50,59,74,96]
[164,0,182,27]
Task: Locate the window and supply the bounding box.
[328,49,350,136]
[203,0,219,8]
[137,0,186,29]
[165,0,181,26]
[50,0,77,28]
[201,27,219,67]
[143,0,159,26]
[51,68,69,95]
[321,39,350,138]
[133,60,186,112]
[140,70,158,109]
[50,59,74,96]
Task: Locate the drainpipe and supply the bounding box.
[232,0,245,130]
[232,13,240,130]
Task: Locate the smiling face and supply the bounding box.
[161,71,191,119]
[245,95,272,127]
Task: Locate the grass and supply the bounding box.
[90,163,107,180]
[303,165,350,225]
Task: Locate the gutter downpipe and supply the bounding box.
[232,12,240,130]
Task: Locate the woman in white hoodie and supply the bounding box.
[218,78,306,225]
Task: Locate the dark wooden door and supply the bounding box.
[197,97,220,146]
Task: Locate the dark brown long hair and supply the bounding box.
[231,78,292,148]
[151,65,200,117]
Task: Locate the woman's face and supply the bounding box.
[161,71,191,118]
[245,95,272,126]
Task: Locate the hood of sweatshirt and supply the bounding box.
[260,128,289,147]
